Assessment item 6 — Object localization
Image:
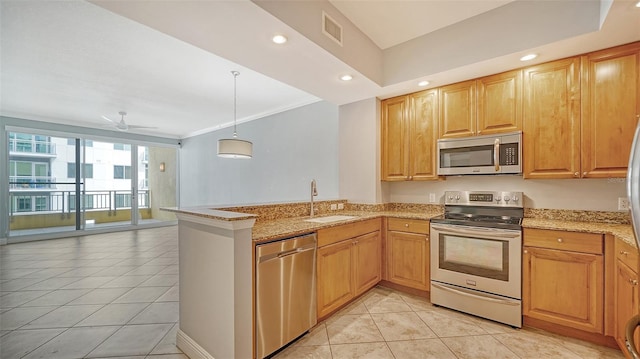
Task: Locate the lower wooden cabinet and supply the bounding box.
[616,238,640,357]
[316,219,382,318]
[523,229,604,333]
[386,218,430,291]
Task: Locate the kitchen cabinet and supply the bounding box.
[522,57,581,179]
[386,218,430,291]
[439,80,476,138]
[381,89,439,181]
[439,69,522,139]
[316,219,381,318]
[523,228,604,333]
[524,42,640,179]
[615,238,640,357]
[581,42,640,178]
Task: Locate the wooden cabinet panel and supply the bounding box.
[353,231,382,296]
[387,230,429,291]
[523,228,603,255]
[317,218,381,248]
[381,96,409,181]
[317,240,354,318]
[439,80,476,138]
[581,42,640,178]
[616,258,639,356]
[523,57,581,179]
[523,246,604,333]
[387,217,429,234]
[408,89,439,180]
[477,69,523,135]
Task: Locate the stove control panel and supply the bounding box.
[444,191,524,208]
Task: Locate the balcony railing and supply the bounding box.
[9,176,57,189]
[9,190,150,215]
[9,139,56,155]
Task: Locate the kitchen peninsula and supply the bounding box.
[165,200,635,359]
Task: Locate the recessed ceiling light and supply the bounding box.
[418,80,430,87]
[636,1,640,7]
[272,35,287,44]
[340,74,353,81]
[520,53,538,61]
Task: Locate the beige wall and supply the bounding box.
[149,146,177,221]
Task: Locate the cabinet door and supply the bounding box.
[317,240,354,318]
[523,57,581,179]
[381,96,409,181]
[477,69,522,135]
[439,80,476,138]
[353,231,381,296]
[581,43,640,178]
[616,259,639,355]
[387,230,429,291]
[408,89,439,180]
[523,246,603,333]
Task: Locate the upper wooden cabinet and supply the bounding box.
[477,70,523,135]
[381,89,439,181]
[581,42,640,178]
[439,80,476,138]
[523,57,581,179]
[439,69,522,139]
[523,42,640,179]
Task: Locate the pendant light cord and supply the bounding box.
[232,70,239,138]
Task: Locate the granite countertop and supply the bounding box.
[252,210,441,244]
[161,206,258,221]
[522,218,635,248]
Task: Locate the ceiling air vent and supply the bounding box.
[322,11,343,46]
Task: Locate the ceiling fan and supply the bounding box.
[101,111,156,131]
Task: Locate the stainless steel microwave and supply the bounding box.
[437,131,522,175]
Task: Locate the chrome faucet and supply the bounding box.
[310,179,318,217]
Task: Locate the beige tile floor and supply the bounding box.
[0,226,626,359]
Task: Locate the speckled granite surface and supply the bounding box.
[165,202,636,248]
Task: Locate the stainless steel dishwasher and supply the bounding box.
[255,233,317,359]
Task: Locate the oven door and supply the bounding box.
[430,223,521,299]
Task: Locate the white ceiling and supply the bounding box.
[1,0,639,139]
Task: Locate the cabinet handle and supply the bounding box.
[557,238,563,243]
[408,176,413,180]
[524,249,528,254]
[574,172,579,177]
[621,251,629,256]
[583,172,587,176]
[631,279,638,286]
[404,224,409,227]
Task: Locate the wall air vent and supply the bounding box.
[322,11,343,46]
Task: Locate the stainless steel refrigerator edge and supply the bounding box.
[255,233,317,359]
[626,119,640,358]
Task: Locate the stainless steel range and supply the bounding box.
[430,190,524,328]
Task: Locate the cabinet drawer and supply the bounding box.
[616,237,639,272]
[523,228,603,254]
[387,218,429,234]
[317,218,381,248]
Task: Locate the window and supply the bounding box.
[114,143,131,151]
[35,196,48,211]
[67,138,93,147]
[114,165,132,179]
[115,193,131,208]
[69,194,94,211]
[67,163,93,179]
[16,197,31,212]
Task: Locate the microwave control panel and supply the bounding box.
[500,143,519,165]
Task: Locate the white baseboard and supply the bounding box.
[177,329,215,359]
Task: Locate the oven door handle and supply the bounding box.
[432,282,520,306]
[430,224,520,239]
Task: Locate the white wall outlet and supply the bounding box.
[429,193,436,203]
[337,203,344,210]
[330,204,337,210]
[618,197,630,211]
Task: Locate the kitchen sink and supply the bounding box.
[304,215,356,223]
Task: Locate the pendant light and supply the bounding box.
[217,71,253,159]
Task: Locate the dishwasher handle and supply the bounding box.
[258,242,316,263]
